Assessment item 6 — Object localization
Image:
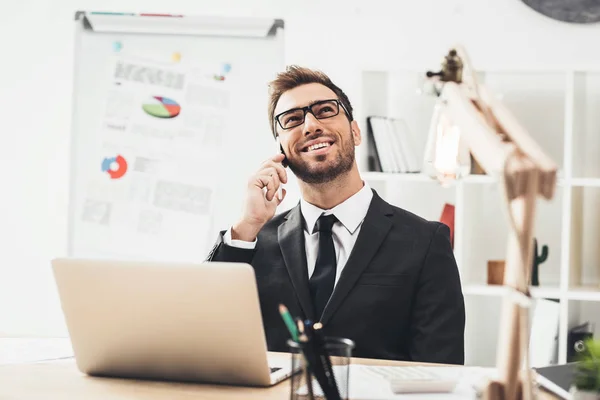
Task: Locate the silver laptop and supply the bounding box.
[51,258,294,386]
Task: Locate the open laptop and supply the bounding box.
[534,362,580,400]
[51,258,294,386]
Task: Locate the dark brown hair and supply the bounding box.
[268,65,354,137]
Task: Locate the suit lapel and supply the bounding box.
[320,191,393,325]
[278,205,315,321]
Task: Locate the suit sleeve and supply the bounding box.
[205,230,257,264]
[408,223,465,365]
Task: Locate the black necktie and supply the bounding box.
[309,214,338,320]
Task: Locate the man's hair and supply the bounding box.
[267,65,354,138]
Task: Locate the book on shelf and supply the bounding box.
[366,116,421,173]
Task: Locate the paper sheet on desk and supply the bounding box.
[0,338,74,365]
[297,365,497,400]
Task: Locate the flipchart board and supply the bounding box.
[68,12,285,263]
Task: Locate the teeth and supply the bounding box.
[308,142,330,151]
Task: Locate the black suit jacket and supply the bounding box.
[206,189,465,364]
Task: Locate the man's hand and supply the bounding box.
[231,153,288,241]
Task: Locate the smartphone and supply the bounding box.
[277,137,288,168]
[276,137,287,201]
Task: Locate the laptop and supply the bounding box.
[51,258,294,386]
[534,362,580,400]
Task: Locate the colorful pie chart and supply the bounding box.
[142,96,181,118]
[101,155,128,179]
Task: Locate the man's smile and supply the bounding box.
[300,137,335,153]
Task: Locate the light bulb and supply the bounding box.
[423,101,471,186]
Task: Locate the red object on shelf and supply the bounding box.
[440,203,455,249]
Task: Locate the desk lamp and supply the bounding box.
[423,46,558,400]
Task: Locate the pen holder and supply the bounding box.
[288,337,355,400]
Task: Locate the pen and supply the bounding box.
[308,321,341,400]
[297,320,315,399]
[278,304,299,342]
[296,318,315,400]
[304,320,341,400]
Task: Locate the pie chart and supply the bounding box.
[101,155,128,179]
[142,96,181,118]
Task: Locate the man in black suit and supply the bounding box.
[206,65,465,364]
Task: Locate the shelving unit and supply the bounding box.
[462,284,561,299]
[355,68,600,367]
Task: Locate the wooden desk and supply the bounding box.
[0,355,410,400]
[0,340,558,399]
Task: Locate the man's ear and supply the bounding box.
[351,120,362,146]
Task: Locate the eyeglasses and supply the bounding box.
[274,99,348,132]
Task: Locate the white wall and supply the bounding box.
[1,0,600,337]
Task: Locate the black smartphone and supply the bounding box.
[277,138,288,168]
[274,138,287,202]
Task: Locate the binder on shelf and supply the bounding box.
[384,118,408,173]
[365,116,383,172]
[529,298,560,367]
[366,116,421,173]
[391,118,421,172]
[367,116,395,172]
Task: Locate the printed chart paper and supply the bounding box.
[74,55,235,262]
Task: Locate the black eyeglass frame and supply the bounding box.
[272,99,350,137]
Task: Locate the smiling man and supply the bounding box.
[206,65,465,364]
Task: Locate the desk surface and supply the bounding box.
[0,339,558,400]
[0,353,424,400]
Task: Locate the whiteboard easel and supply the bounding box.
[68,11,285,262]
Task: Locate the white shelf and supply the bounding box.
[530,286,562,299]
[461,175,496,184]
[361,172,496,184]
[567,287,600,301]
[463,284,600,301]
[361,172,432,182]
[571,178,600,187]
[463,284,561,299]
[361,171,573,186]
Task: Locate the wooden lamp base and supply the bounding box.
[481,378,524,400]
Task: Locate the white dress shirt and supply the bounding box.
[223,181,373,288]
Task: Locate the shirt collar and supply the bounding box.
[300,181,373,235]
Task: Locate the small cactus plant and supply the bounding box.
[531,238,548,286]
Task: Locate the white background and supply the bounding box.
[1,0,600,341]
